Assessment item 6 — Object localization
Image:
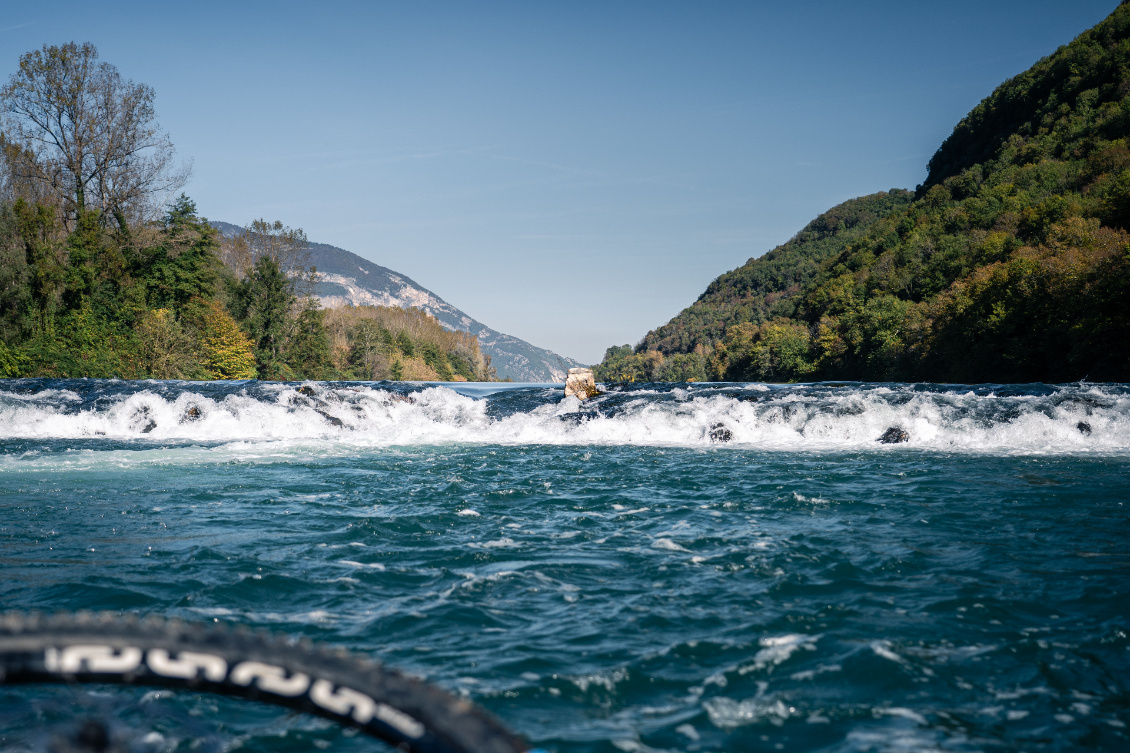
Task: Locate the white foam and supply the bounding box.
[739,634,819,674]
[703,695,794,728]
[1,382,1128,458]
[878,707,928,725]
[871,640,906,664]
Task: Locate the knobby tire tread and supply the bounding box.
[0,612,527,753]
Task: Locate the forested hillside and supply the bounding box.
[597,2,1130,384]
[599,190,912,382]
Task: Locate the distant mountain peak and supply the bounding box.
[209,221,583,381]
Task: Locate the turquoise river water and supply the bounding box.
[0,379,1127,751]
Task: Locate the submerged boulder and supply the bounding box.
[133,406,157,434]
[386,393,415,405]
[709,422,733,442]
[878,426,909,444]
[1077,421,1092,435]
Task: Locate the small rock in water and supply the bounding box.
[141,420,157,434]
[298,385,317,397]
[1077,421,1092,435]
[182,405,202,422]
[878,426,909,444]
[709,423,732,442]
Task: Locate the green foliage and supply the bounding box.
[286,300,332,379]
[593,343,710,383]
[14,198,65,333]
[0,203,30,342]
[0,193,333,381]
[232,254,297,379]
[20,302,138,378]
[713,319,816,382]
[447,351,477,381]
[136,196,223,311]
[636,190,914,357]
[0,338,26,377]
[420,342,454,381]
[596,3,1130,383]
[396,330,415,358]
[62,209,101,310]
[592,345,650,382]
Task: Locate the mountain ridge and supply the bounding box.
[210,221,584,381]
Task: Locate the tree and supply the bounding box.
[0,201,30,340]
[0,42,189,231]
[195,299,256,380]
[220,219,312,285]
[13,198,65,332]
[139,195,222,310]
[219,218,329,380]
[286,298,331,378]
[135,307,196,379]
[234,254,296,377]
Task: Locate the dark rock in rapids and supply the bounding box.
[315,409,344,427]
[298,385,317,397]
[182,405,202,422]
[134,406,156,433]
[709,423,733,442]
[878,426,909,444]
[1077,421,1092,435]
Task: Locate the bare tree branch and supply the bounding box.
[0,42,190,230]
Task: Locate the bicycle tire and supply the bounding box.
[0,612,530,753]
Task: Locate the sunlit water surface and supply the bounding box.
[0,379,1127,751]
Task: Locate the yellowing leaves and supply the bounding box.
[198,299,256,380]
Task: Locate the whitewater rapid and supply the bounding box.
[1,379,1127,456]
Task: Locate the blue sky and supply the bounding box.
[1,1,1119,363]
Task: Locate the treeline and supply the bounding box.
[324,305,491,381]
[0,196,494,381]
[597,3,1130,384]
[594,191,914,382]
[0,42,493,382]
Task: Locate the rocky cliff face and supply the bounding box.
[211,222,583,381]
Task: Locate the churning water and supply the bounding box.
[0,379,1127,751]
